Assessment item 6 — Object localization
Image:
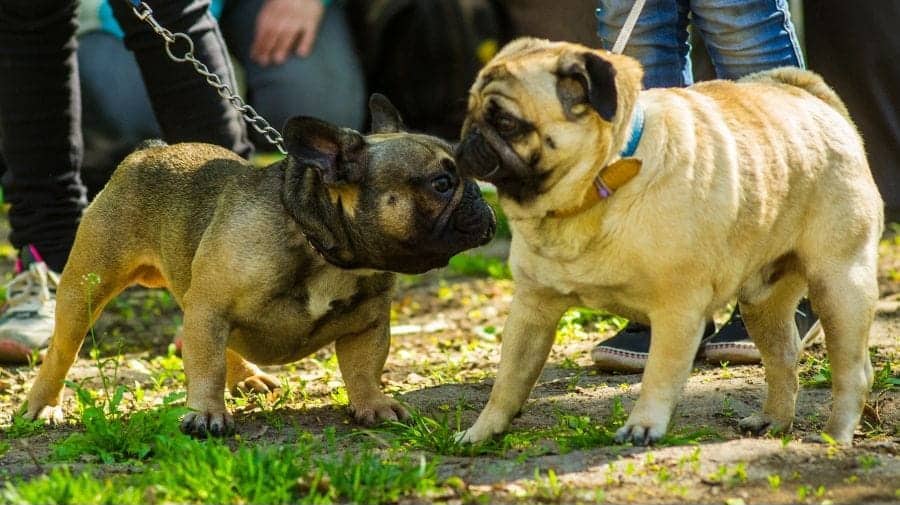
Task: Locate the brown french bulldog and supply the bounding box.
[24,94,496,437]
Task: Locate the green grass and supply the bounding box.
[52,384,189,463]
[4,431,440,505]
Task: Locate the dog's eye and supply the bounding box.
[495,114,517,134]
[431,175,454,194]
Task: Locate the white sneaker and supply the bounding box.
[0,251,59,364]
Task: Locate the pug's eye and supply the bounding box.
[495,113,517,134]
[431,175,454,194]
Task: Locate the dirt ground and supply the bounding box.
[0,224,897,504]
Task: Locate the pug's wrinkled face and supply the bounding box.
[282,94,496,274]
[455,38,643,211]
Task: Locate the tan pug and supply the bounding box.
[455,38,883,445]
[24,94,495,437]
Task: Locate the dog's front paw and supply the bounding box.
[232,372,280,395]
[180,411,235,438]
[614,420,667,446]
[739,413,792,436]
[350,396,409,426]
[25,404,65,425]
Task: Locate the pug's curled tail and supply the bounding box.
[744,67,851,122]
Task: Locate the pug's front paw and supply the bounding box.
[350,396,409,426]
[614,419,667,446]
[180,410,235,438]
[25,404,65,426]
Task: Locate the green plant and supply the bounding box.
[52,387,189,463]
[2,467,143,505]
[872,360,899,391]
[3,413,44,439]
[800,355,832,388]
[448,253,511,279]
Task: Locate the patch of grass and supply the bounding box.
[448,253,511,279]
[5,433,440,505]
[1,467,144,505]
[3,413,44,439]
[799,355,832,388]
[872,360,899,391]
[52,385,189,463]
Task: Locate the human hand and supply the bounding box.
[251,0,325,66]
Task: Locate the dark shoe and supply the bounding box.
[703,300,823,365]
[592,320,716,373]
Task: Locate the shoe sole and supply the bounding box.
[590,346,647,373]
[704,319,825,365]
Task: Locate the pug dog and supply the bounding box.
[24,94,496,437]
[455,38,883,445]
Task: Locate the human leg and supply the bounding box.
[596,0,692,87]
[109,0,253,157]
[221,0,366,136]
[690,0,804,79]
[78,31,161,196]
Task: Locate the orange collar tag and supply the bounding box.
[548,157,642,218]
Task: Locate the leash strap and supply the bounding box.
[610,0,647,54]
[125,0,287,155]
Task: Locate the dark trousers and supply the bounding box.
[0,0,252,271]
[805,1,900,222]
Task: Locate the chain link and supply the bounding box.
[130,1,287,155]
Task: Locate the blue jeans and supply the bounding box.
[596,0,804,88]
[79,2,365,186]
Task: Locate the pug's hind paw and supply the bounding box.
[350,397,409,426]
[614,422,666,446]
[180,411,235,438]
[232,373,281,395]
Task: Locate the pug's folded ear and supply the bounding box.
[283,116,367,185]
[556,51,618,122]
[369,93,406,134]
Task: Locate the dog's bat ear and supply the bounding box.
[283,116,366,185]
[369,93,406,134]
[556,51,618,122]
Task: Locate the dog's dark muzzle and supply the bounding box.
[456,124,530,183]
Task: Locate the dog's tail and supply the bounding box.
[135,139,168,151]
[743,67,851,121]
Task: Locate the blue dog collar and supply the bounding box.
[619,103,644,158]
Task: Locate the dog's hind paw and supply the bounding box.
[614,423,666,446]
[232,372,280,395]
[739,413,791,436]
[350,397,409,426]
[180,411,235,438]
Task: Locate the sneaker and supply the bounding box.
[0,245,59,364]
[591,320,716,373]
[702,300,823,365]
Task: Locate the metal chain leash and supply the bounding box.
[128,0,287,155]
